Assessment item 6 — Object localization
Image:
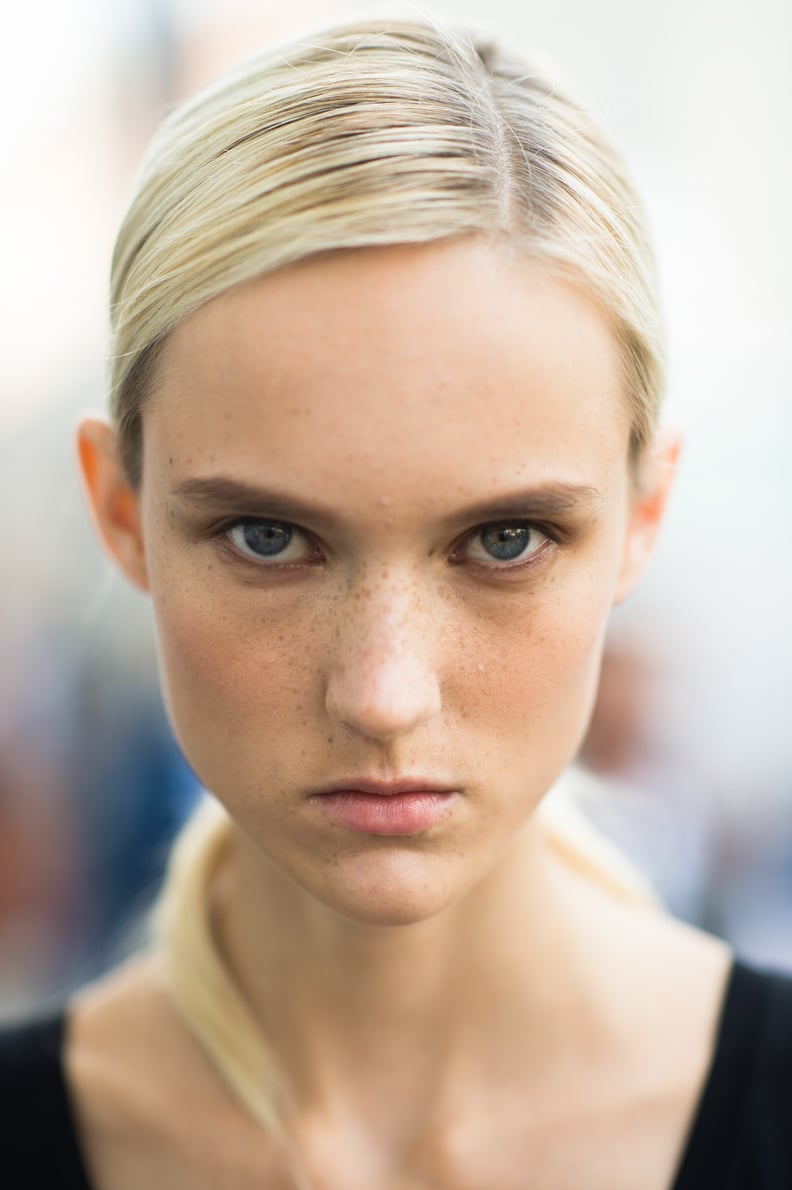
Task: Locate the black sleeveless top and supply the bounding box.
[2,960,791,1187]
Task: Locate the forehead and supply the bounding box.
[144,239,630,512]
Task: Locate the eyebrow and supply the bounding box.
[170,475,604,527]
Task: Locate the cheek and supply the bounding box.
[150,570,325,792]
[453,569,615,780]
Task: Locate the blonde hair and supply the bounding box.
[114,11,665,1147]
[110,14,664,485]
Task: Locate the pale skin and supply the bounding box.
[73,238,731,1189]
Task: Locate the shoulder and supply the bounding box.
[734,962,792,1130]
[65,951,198,1186]
[748,961,792,1060]
[718,960,792,1108]
[0,1009,91,1187]
[65,952,277,1189]
[0,1007,65,1081]
[674,960,792,1190]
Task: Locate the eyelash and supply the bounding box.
[450,523,557,572]
[211,517,559,575]
[215,518,321,569]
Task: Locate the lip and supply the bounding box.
[308,777,459,835]
[312,777,457,797]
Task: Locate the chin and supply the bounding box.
[303,847,462,929]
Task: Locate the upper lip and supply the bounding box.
[312,777,457,797]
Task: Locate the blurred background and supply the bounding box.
[1,0,790,1017]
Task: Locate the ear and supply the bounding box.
[77,416,150,592]
[613,427,681,605]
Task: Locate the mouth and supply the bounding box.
[308,777,459,836]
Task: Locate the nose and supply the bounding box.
[324,570,442,742]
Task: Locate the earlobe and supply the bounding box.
[77,416,150,592]
[613,428,681,605]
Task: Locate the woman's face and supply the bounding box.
[83,239,673,926]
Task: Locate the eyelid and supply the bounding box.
[206,514,560,571]
[453,520,556,568]
[219,516,322,565]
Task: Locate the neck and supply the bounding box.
[210,819,605,1121]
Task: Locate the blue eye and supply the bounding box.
[225,520,312,563]
[464,523,550,566]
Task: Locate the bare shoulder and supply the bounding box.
[604,905,734,1119]
[600,897,733,1047]
[562,860,735,1086]
[609,915,733,1188]
[528,865,736,1190]
[65,952,280,1190]
[69,950,193,1072]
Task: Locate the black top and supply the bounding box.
[1,959,791,1188]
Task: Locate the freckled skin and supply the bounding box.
[134,239,650,927]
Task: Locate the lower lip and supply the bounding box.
[311,791,458,835]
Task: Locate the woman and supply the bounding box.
[3,13,790,1189]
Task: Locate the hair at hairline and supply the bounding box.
[108,16,664,488]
